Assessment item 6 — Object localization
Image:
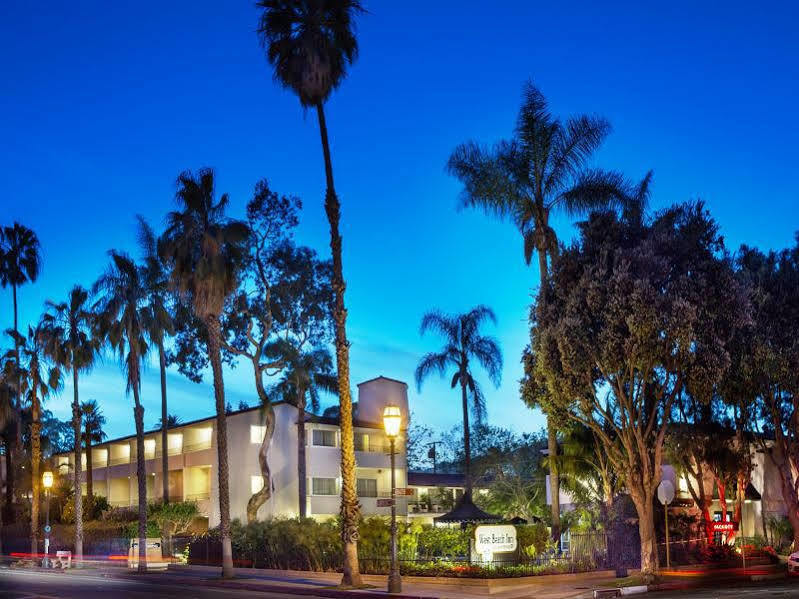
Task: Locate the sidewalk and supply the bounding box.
[62,563,610,598]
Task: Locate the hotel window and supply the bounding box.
[312,429,336,447]
[250,425,267,444]
[357,478,378,498]
[312,478,337,496]
[354,433,368,452]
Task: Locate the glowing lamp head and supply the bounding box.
[383,404,402,439]
[42,471,54,489]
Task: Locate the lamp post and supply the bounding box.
[42,471,53,568]
[383,404,402,594]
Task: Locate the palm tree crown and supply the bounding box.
[415,305,502,496]
[415,306,503,422]
[41,286,97,375]
[0,223,41,288]
[159,168,248,320]
[81,400,107,446]
[274,346,337,414]
[256,0,363,107]
[447,82,630,266]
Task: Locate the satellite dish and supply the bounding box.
[657,479,675,506]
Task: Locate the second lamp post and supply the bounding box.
[382,404,402,594]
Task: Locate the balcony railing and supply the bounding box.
[183,440,212,453]
[109,457,130,466]
[354,442,391,453]
[109,500,130,507]
[155,446,185,457]
[185,491,210,501]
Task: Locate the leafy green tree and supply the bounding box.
[159,168,247,578]
[273,346,337,518]
[80,399,106,500]
[137,217,175,503]
[255,1,365,586]
[0,222,41,512]
[447,82,638,544]
[41,285,98,563]
[7,323,61,555]
[735,238,799,545]
[471,427,547,522]
[93,251,153,573]
[524,204,747,580]
[415,306,502,499]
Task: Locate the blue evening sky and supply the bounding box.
[1,1,797,440]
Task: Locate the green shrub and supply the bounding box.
[61,494,110,523]
[416,525,469,558]
[516,523,550,558]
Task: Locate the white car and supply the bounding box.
[788,551,799,574]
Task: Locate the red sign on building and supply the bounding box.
[710,522,738,533]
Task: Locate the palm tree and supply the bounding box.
[93,251,152,573]
[137,216,175,503]
[159,168,247,579]
[80,400,106,501]
[41,285,97,563]
[155,414,182,429]
[255,2,364,585]
[0,222,41,512]
[415,306,502,498]
[7,323,61,556]
[273,346,337,518]
[447,82,635,543]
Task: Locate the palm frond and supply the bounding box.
[414,351,451,391]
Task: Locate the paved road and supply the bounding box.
[0,569,330,598]
[648,580,799,598]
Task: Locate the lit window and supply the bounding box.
[312,478,337,495]
[357,478,377,497]
[144,439,156,458]
[251,476,264,494]
[354,433,369,452]
[250,425,267,444]
[312,430,336,447]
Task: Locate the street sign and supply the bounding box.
[711,522,738,533]
[377,498,394,507]
[394,488,414,496]
[657,480,675,506]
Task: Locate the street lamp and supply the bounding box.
[383,404,402,594]
[42,470,54,568]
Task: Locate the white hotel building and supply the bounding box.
[53,376,461,528]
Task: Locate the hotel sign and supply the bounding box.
[474,525,517,554]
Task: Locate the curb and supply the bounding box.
[105,571,437,599]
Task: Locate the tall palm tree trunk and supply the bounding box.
[10,283,19,511]
[204,316,234,578]
[537,248,560,547]
[71,367,84,563]
[4,436,12,521]
[132,384,147,574]
[30,390,41,558]
[85,434,93,500]
[297,390,307,519]
[159,343,169,504]
[315,102,361,587]
[459,374,472,498]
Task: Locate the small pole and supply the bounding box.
[664,504,670,570]
[388,437,401,593]
[43,488,51,568]
[741,536,746,571]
